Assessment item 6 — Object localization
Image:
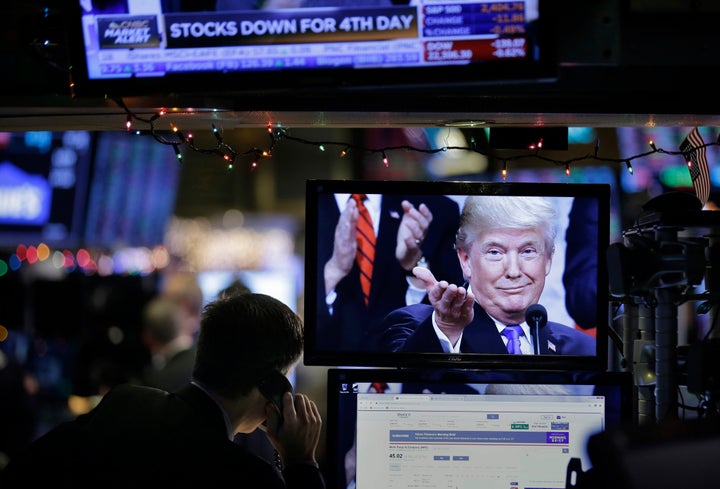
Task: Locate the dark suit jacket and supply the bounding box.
[381,302,596,355]
[314,193,464,352]
[563,197,600,330]
[0,383,325,489]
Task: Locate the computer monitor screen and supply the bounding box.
[325,368,633,489]
[304,179,610,370]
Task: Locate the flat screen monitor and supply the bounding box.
[304,179,610,370]
[68,0,556,97]
[0,131,93,250]
[325,367,634,489]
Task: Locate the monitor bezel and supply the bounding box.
[303,179,611,371]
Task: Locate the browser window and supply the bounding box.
[355,391,605,489]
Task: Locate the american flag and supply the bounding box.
[679,127,711,206]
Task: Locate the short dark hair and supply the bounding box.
[192,293,303,398]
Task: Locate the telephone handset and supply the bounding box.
[258,371,294,423]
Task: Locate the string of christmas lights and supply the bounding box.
[114,98,720,179]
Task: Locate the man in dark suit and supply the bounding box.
[1,293,325,489]
[381,195,596,355]
[316,192,464,352]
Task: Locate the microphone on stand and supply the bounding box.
[525,304,547,354]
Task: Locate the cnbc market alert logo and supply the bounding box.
[98,16,161,49]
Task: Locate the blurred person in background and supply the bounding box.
[160,271,205,343]
[138,295,196,392]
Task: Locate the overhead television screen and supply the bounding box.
[0,131,93,250]
[69,0,555,96]
[304,179,610,370]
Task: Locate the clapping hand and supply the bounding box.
[396,200,432,270]
[324,197,360,294]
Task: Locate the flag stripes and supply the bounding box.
[679,127,711,205]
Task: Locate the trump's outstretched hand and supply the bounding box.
[411,267,475,345]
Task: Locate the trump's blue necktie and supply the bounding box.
[502,325,523,354]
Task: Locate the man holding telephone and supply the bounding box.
[1,293,325,489]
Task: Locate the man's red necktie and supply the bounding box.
[352,194,376,306]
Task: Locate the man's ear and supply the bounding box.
[457,249,471,278]
[545,255,552,276]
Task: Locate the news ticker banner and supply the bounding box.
[96,4,528,49]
